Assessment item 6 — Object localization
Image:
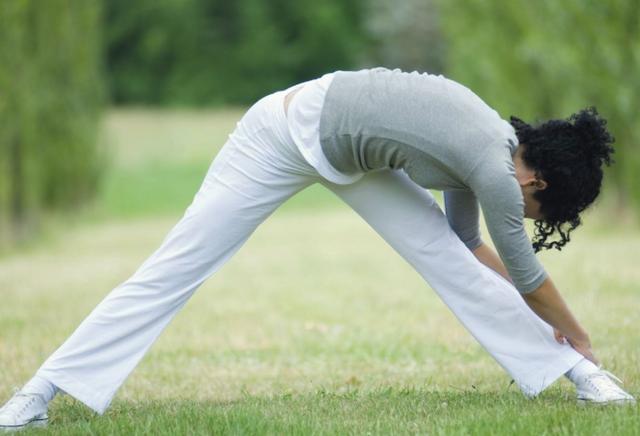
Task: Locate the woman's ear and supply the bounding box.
[517,173,541,189]
[535,179,548,190]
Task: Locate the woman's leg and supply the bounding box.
[320,169,583,397]
[32,91,321,414]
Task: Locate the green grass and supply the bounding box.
[96,108,338,218]
[0,108,638,434]
[39,390,640,435]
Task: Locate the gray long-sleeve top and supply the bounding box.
[318,68,547,294]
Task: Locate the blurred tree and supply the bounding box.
[439,0,640,210]
[364,0,445,73]
[104,0,367,105]
[0,0,104,246]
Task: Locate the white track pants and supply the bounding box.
[36,90,582,414]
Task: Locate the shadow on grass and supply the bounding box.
[37,387,638,435]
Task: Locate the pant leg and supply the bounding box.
[320,169,582,397]
[37,91,320,414]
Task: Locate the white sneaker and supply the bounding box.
[576,369,636,405]
[0,390,48,432]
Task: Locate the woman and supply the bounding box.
[0,67,634,430]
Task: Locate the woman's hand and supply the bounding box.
[522,277,600,363]
[554,328,600,365]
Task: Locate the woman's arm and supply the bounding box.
[471,243,597,364]
[463,157,595,362]
[522,277,597,364]
[471,242,512,284]
[444,190,482,250]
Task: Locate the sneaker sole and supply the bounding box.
[0,417,48,433]
[577,398,636,406]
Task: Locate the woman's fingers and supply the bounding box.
[580,349,600,366]
[553,328,566,344]
[567,337,600,366]
[557,330,601,366]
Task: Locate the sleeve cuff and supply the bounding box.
[516,270,548,294]
[465,236,483,252]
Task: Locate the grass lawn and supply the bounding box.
[0,108,638,435]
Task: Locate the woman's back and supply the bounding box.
[318,67,518,190]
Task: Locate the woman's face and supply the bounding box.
[522,191,544,220]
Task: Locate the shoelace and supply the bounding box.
[0,391,39,418]
[597,368,623,384]
[583,368,627,397]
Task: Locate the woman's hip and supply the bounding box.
[224,90,320,179]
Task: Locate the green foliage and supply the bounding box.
[439,0,640,208]
[104,0,367,105]
[0,0,104,245]
[364,0,445,73]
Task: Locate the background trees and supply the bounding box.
[440,0,640,209]
[104,0,368,105]
[1,0,638,248]
[0,0,104,246]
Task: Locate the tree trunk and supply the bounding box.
[9,133,26,242]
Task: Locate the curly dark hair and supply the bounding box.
[510,107,615,253]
